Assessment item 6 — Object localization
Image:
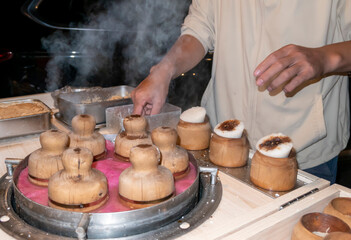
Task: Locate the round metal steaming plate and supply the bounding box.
[0,155,222,239]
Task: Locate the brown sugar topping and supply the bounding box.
[137,144,152,148]
[74,148,81,153]
[259,136,291,151]
[218,120,240,131]
[128,114,141,119]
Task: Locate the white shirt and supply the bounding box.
[181,0,351,169]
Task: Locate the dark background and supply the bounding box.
[0,0,211,111]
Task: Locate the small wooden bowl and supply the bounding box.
[118,144,175,209]
[324,232,351,240]
[69,114,106,159]
[209,132,249,167]
[324,197,351,228]
[176,116,211,150]
[115,114,152,159]
[292,212,351,240]
[151,126,189,179]
[250,148,297,191]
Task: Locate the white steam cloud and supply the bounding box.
[42,0,190,91]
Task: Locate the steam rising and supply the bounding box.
[42,0,191,91]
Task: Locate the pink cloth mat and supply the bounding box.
[17,140,197,213]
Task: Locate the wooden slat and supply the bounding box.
[182,171,272,240]
[226,184,351,240]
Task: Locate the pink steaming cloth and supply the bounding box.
[17,140,197,213]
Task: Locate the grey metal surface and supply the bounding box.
[0,99,51,140]
[57,86,134,125]
[191,149,306,199]
[0,152,221,239]
[51,86,102,108]
[106,103,181,133]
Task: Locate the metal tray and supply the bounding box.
[106,103,182,133]
[0,99,51,140]
[57,85,134,125]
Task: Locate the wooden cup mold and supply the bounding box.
[324,197,351,228]
[209,132,249,168]
[323,232,351,240]
[151,126,189,179]
[176,116,211,150]
[48,147,109,212]
[69,114,106,159]
[292,212,351,240]
[118,144,175,209]
[115,114,152,159]
[250,148,297,191]
[28,129,69,187]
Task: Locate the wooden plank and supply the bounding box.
[181,171,272,240]
[225,184,351,240]
[0,137,40,176]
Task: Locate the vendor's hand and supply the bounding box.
[131,64,172,116]
[254,44,325,93]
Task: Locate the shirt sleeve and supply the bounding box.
[338,0,351,40]
[181,0,215,52]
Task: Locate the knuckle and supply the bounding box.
[290,77,303,87]
[284,85,294,93]
[285,44,297,52]
[280,70,292,80]
[300,67,315,80]
[275,61,285,69]
[269,81,278,89]
[270,52,279,61]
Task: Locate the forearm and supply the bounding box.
[156,34,206,81]
[320,40,351,74]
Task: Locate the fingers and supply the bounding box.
[132,102,144,115]
[131,87,150,115]
[254,45,291,80]
[132,87,163,116]
[256,56,293,88]
[131,66,170,116]
[254,44,323,94]
[266,65,298,92]
[131,89,143,115]
[283,73,308,93]
[133,102,163,116]
[150,102,164,115]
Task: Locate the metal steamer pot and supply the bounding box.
[0,155,221,239]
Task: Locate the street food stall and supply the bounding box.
[1,0,351,238]
[0,89,350,240]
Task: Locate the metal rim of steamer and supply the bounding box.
[0,155,222,239]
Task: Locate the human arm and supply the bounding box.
[254,41,351,93]
[132,34,206,115]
